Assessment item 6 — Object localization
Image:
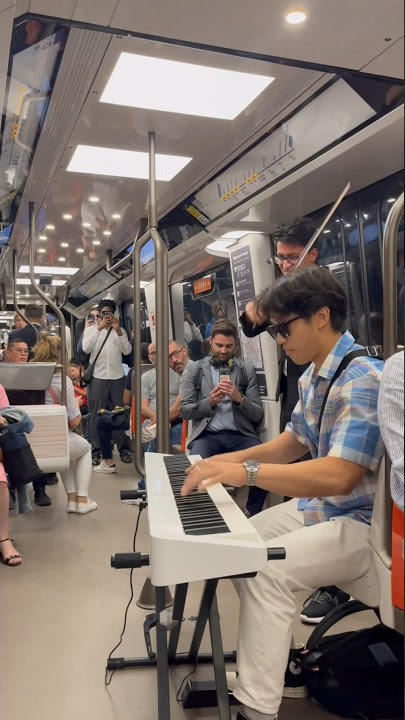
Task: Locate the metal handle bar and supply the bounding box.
[12,249,37,334]
[28,201,67,406]
[383,192,404,360]
[132,132,170,476]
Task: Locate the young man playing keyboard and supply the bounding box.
[181,267,384,720]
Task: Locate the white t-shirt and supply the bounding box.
[45,374,80,421]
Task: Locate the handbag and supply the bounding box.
[82,328,112,384]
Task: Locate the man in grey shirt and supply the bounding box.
[141,340,188,450]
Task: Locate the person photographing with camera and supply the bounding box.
[82,299,132,466]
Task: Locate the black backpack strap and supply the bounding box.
[317,347,382,431]
[235,358,248,393]
[194,358,205,392]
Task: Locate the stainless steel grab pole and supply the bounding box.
[383,192,404,360]
[12,249,37,332]
[28,201,67,406]
[132,132,170,475]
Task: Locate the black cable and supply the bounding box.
[105,506,144,686]
[175,663,198,703]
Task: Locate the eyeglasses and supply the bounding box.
[11,348,28,354]
[274,254,302,266]
[266,316,303,340]
[169,349,183,360]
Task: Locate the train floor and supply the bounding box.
[1,459,381,720]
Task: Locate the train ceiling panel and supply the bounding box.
[15,0,404,76]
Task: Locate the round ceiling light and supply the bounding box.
[58,257,66,262]
[92,240,101,246]
[82,222,91,228]
[103,230,112,236]
[285,10,307,24]
[111,213,121,219]
[60,242,69,248]
[62,213,73,220]
[76,248,85,254]
[89,196,99,203]
[38,235,47,241]
[46,224,55,231]
[37,248,46,253]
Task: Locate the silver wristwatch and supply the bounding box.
[243,460,260,487]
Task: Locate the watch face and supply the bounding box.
[245,460,260,472]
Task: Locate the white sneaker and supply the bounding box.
[67,500,77,513]
[120,497,143,505]
[93,461,116,474]
[76,499,98,515]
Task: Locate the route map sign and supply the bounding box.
[230,245,268,397]
[191,79,375,222]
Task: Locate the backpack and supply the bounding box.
[194,358,248,395]
[301,601,404,719]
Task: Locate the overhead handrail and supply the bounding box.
[106,217,148,274]
[28,201,67,406]
[132,132,169,476]
[12,249,37,334]
[383,192,404,360]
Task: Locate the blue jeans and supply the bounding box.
[189,430,268,516]
[97,414,130,460]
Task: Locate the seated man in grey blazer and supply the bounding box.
[180,320,266,515]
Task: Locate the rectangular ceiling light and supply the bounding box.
[100,52,274,120]
[16,278,67,286]
[19,266,79,275]
[67,145,192,181]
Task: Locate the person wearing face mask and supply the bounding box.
[82,299,132,466]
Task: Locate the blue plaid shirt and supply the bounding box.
[285,332,384,526]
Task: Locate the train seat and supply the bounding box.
[17,404,70,473]
[340,458,403,633]
[0,364,69,474]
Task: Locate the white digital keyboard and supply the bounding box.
[145,453,268,586]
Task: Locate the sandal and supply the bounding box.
[0,538,22,567]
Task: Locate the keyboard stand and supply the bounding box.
[106,577,238,720]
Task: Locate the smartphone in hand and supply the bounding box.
[219,367,231,382]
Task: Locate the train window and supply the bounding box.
[182,263,238,358]
[358,190,383,347]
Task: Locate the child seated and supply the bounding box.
[68,364,88,412]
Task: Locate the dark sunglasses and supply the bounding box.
[266,316,303,340]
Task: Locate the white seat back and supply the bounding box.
[342,459,403,632]
[19,404,70,473]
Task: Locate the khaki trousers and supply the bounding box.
[234,499,372,715]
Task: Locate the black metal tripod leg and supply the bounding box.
[155,586,170,720]
[168,583,188,661]
[188,579,219,664]
[208,594,232,720]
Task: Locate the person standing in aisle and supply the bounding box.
[82,299,132,466]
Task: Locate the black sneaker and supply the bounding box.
[283,645,308,698]
[9,488,16,510]
[92,453,101,467]
[236,712,277,720]
[120,450,133,464]
[34,489,52,507]
[46,473,58,485]
[300,586,351,624]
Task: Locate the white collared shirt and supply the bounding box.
[82,325,132,380]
